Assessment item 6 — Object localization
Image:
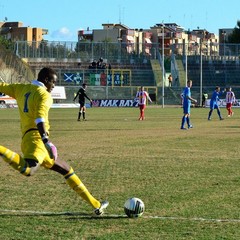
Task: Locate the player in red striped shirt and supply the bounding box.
[136,86,152,120]
[226,87,236,117]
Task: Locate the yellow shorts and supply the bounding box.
[21,130,55,169]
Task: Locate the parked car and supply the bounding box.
[0,94,17,104]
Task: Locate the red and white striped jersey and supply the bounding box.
[226,91,235,104]
[136,91,152,105]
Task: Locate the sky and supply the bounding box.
[1,0,239,42]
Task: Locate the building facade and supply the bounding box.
[0,21,48,42]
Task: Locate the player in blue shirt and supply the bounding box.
[181,80,197,130]
[208,86,224,120]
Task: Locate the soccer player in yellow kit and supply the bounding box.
[0,67,108,215]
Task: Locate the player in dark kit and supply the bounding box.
[73,83,92,121]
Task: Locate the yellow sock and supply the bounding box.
[64,167,101,209]
[0,145,31,176]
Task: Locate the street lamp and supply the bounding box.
[117,29,122,64]
[185,30,192,87]
[222,31,226,84]
[185,38,188,87]
[222,31,226,57]
[200,38,203,107]
[162,23,165,108]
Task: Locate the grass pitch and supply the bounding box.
[0,106,240,239]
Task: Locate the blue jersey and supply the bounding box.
[210,91,220,103]
[182,87,191,114]
[210,90,223,109]
[183,87,191,106]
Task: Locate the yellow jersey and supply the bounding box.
[0,81,52,136]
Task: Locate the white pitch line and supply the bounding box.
[143,215,240,223]
[0,209,240,223]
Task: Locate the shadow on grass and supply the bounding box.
[0,211,127,220]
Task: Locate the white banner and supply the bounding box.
[206,99,240,107]
[51,103,91,108]
[51,86,66,99]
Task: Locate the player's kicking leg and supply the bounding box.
[50,159,109,215]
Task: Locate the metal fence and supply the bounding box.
[1,40,240,105]
[14,41,240,63]
[13,41,240,88]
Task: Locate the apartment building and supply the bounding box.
[0,21,48,42]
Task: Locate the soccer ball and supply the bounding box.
[124,197,145,218]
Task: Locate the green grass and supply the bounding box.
[0,106,240,239]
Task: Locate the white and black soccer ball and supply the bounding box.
[124,197,145,218]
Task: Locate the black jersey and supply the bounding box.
[74,87,91,104]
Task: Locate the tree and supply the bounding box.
[228,20,240,43]
[0,36,14,50]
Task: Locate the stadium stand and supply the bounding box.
[1,41,240,104]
